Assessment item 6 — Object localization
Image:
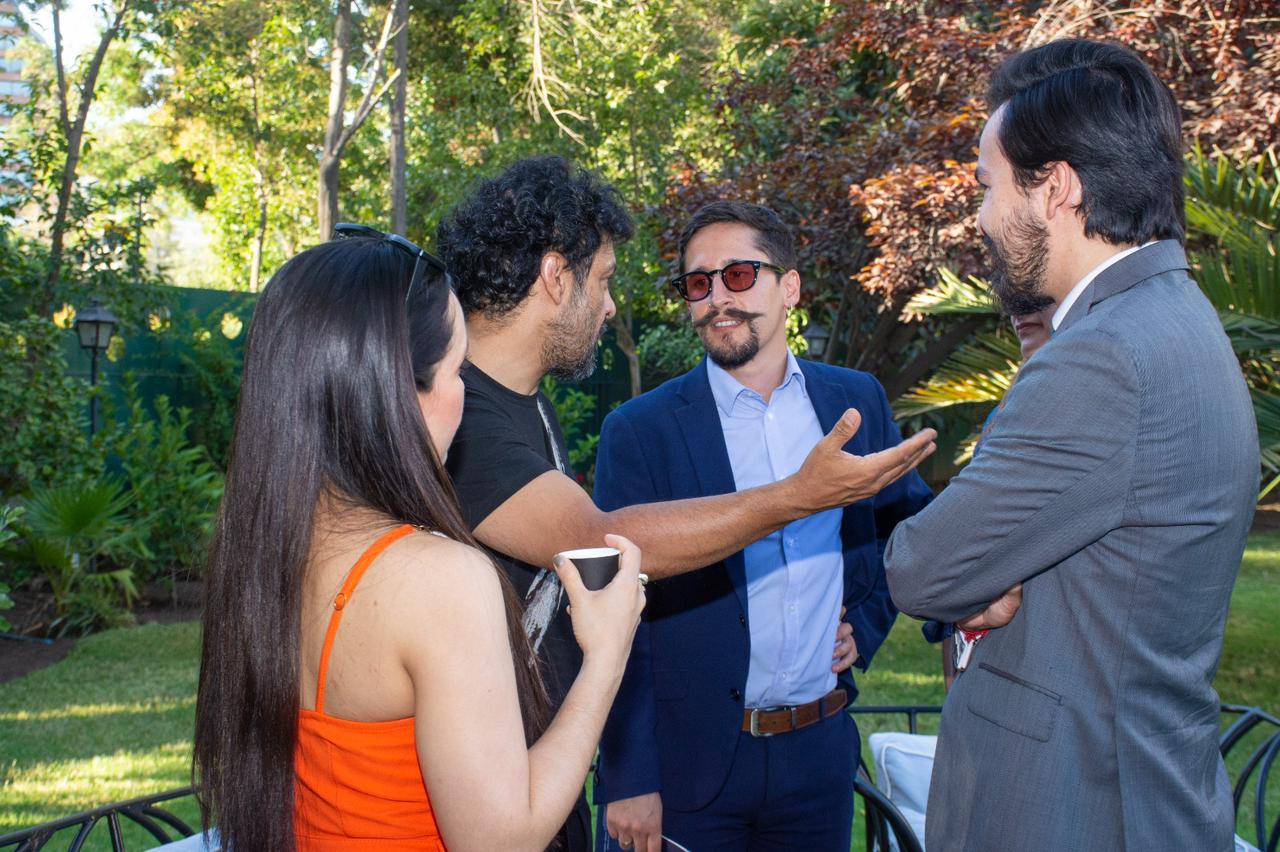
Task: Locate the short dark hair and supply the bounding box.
[436,155,633,318]
[988,38,1185,246]
[677,201,798,273]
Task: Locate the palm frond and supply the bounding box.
[1186,146,1280,320]
[1218,311,1280,358]
[1194,242,1280,320]
[1185,145,1280,239]
[906,268,999,317]
[24,479,133,546]
[894,331,1021,417]
[1254,388,1280,474]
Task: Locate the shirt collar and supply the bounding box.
[1051,241,1155,330]
[706,350,806,418]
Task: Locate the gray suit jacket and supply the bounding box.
[885,241,1258,852]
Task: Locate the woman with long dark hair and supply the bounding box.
[193,232,645,851]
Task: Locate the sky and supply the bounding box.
[26,0,105,62]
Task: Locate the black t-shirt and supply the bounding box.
[445,363,582,711]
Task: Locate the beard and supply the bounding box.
[985,210,1055,317]
[694,307,764,370]
[544,289,605,382]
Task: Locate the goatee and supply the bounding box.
[695,307,763,370]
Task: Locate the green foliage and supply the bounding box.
[636,322,703,389]
[1186,147,1280,321]
[0,317,102,496]
[540,376,600,488]
[894,331,1020,419]
[0,505,20,632]
[174,309,246,469]
[8,479,147,636]
[0,224,48,323]
[904,268,998,317]
[106,380,223,589]
[1184,148,1280,497]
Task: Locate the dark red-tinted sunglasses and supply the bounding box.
[670,259,787,302]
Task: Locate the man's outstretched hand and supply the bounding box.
[790,408,936,513]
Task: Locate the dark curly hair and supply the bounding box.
[437,155,634,318]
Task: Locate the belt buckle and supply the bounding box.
[748,704,791,737]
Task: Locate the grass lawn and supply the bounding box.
[2,532,1278,848]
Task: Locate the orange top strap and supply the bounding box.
[314,523,416,715]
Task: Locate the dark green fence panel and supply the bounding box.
[60,286,256,424]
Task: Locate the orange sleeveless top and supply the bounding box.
[294,524,448,851]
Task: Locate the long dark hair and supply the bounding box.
[193,237,549,851]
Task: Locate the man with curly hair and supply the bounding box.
[438,156,936,851]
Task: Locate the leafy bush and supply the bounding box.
[637,323,702,391]
[6,480,147,636]
[0,505,20,632]
[107,380,224,590]
[175,308,245,470]
[540,377,602,489]
[0,317,104,495]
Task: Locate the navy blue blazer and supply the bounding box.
[592,357,932,812]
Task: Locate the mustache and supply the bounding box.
[693,307,763,329]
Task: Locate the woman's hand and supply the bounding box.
[554,534,646,674]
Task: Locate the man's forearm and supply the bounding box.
[597,477,807,579]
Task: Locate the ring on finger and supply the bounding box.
[637,572,648,586]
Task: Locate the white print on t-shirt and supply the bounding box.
[522,396,567,650]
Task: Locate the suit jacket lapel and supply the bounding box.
[674,359,750,613]
[799,360,845,436]
[1058,240,1190,333]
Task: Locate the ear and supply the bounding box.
[1041,161,1083,222]
[537,252,574,307]
[781,269,802,309]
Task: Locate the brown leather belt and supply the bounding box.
[741,688,848,737]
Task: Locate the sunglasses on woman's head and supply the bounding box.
[333,223,448,304]
[670,259,787,302]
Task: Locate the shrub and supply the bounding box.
[6,480,147,636]
[175,309,244,470]
[107,379,224,591]
[0,505,19,632]
[0,317,103,495]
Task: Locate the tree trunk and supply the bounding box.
[249,62,269,292]
[609,311,642,398]
[881,315,990,401]
[850,290,911,372]
[43,0,130,313]
[318,0,353,240]
[389,0,408,233]
[249,163,268,292]
[823,274,855,365]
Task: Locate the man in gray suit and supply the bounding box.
[885,39,1259,851]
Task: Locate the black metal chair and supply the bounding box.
[0,788,201,852]
[851,703,1280,852]
[1220,704,1280,852]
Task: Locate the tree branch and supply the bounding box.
[51,2,70,137]
[336,2,399,153]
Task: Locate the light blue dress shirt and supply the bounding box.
[706,353,845,708]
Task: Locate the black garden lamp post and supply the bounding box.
[75,300,119,438]
[802,321,830,360]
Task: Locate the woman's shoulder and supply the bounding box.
[374,529,506,616]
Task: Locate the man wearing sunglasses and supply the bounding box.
[591,201,934,851]
[438,160,935,852]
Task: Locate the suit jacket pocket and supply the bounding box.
[967,662,1062,743]
[653,669,688,701]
